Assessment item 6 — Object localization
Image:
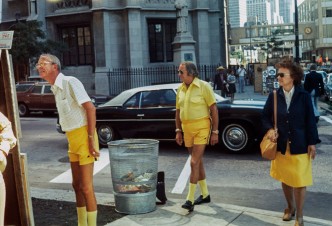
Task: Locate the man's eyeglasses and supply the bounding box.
[178,70,184,74]
[276,72,291,78]
[35,62,54,69]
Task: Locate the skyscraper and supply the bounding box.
[279,0,295,23]
[228,0,247,28]
[247,0,272,24]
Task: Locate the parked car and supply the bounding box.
[95,83,266,153]
[16,82,57,117]
[16,81,112,117]
[324,73,332,102]
[90,94,113,106]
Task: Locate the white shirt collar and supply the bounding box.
[52,73,65,91]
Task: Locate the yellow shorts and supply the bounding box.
[182,118,211,147]
[66,125,99,165]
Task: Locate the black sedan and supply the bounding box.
[96,83,266,153]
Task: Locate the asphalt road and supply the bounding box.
[18,111,332,221]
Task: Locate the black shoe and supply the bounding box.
[181,200,194,212]
[315,116,320,123]
[194,195,211,205]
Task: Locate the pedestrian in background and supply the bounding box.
[175,61,219,212]
[36,53,100,226]
[0,112,17,225]
[262,59,320,226]
[226,68,236,102]
[236,64,246,93]
[303,64,324,123]
[214,66,227,97]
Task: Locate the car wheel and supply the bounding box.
[97,124,117,147]
[220,123,251,153]
[18,103,29,117]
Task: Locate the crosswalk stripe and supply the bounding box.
[171,155,191,194]
[50,148,110,183]
[320,116,332,124]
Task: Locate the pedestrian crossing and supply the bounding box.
[49,148,110,183]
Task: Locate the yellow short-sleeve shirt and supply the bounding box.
[176,77,216,121]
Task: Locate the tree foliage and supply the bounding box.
[9,20,67,80]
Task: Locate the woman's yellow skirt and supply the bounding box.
[270,143,312,187]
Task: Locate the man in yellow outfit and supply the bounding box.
[36,53,99,226]
[175,61,219,212]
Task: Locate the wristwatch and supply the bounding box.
[175,128,182,133]
[212,130,219,135]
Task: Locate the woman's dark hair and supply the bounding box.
[181,61,199,78]
[275,59,303,86]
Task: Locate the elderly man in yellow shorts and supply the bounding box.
[175,61,219,212]
[36,53,100,226]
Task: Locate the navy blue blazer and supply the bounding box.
[261,86,320,155]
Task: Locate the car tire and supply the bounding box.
[97,124,117,147]
[220,123,252,153]
[18,103,29,117]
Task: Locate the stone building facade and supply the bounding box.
[1,0,228,95]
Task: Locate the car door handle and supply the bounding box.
[137,114,145,117]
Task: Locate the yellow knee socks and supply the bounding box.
[77,207,87,226]
[186,183,197,203]
[198,179,209,198]
[87,210,97,226]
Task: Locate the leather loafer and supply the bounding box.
[181,200,194,212]
[194,195,211,205]
[282,208,296,221]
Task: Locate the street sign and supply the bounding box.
[0,31,14,49]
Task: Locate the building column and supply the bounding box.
[127,9,143,67]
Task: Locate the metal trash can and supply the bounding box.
[108,139,159,214]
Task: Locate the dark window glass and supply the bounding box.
[31,86,42,94]
[148,19,176,63]
[327,9,332,17]
[60,25,93,66]
[44,85,52,93]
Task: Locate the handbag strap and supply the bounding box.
[273,90,277,130]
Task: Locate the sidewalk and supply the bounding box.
[30,187,332,226]
[105,198,332,226]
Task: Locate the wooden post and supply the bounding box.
[1,49,34,225]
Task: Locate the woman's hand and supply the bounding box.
[308,145,316,160]
[267,129,278,143]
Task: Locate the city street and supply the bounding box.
[18,100,332,222]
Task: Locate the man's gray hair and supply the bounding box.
[181,61,199,77]
[40,53,61,71]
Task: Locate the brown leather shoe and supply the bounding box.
[282,208,296,221]
[294,217,304,226]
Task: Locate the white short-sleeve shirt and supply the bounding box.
[51,73,91,132]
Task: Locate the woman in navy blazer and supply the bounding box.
[262,59,320,226]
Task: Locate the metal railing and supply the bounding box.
[96,64,219,96]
